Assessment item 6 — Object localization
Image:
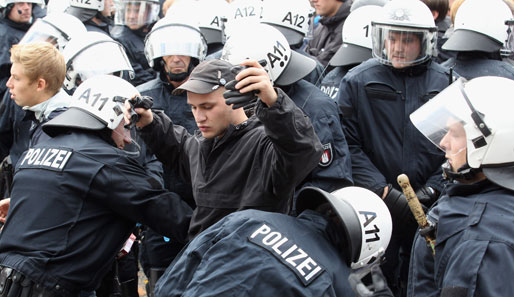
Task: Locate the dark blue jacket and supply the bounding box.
[336,59,450,195]
[0,131,192,295]
[155,209,356,297]
[408,180,514,297]
[0,18,30,97]
[286,80,352,196]
[110,25,156,86]
[319,66,350,100]
[441,53,514,80]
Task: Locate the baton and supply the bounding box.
[397,174,435,255]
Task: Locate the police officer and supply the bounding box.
[0,74,192,297]
[222,23,353,210]
[65,0,114,34]
[336,0,453,294]
[136,17,207,292]
[127,58,322,238]
[441,0,514,79]
[0,0,44,98]
[155,186,392,297]
[261,0,326,85]
[320,3,385,99]
[408,76,514,296]
[110,0,160,86]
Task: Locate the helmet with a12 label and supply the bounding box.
[221,23,316,86]
[260,0,312,46]
[43,75,140,137]
[296,186,392,269]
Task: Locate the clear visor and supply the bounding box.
[410,78,473,155]
[371,24,436,68]
[19,19,68,50]
[114,1,160,28]
[145,25,207,64]
[69,41,135,81]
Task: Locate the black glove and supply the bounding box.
[222,65,258,110]
[415,186,439,208]
[348,265,394,297]
[123,95,154,129]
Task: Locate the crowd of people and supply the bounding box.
[0,0,513,296]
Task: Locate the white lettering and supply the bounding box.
[281,244,297,258]
[305,266,322,281]
[262,231,281,246]
[28,148,41,165]
[59,151,72,169]
[20,148,34,166]
[51,150,67,169]
[250,224,271,239]
[296,257,317,276]
[271,237,289,255]
[286,248,308,267]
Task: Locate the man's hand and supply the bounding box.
[232,59,277,108]
[124,97,154,128]
[348,265,394,297]
[0,198,10,223]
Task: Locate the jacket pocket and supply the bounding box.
[365,82,401,101]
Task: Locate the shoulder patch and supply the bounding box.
[248,223,325,286]
[319,143,333,167]
[18,148,73,172]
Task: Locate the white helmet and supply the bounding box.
[260,0,312,46]
[0,0,43,6]
[144,17,208,69]
[296,186,392,269]
[443,0,513,52]
[44,75,140,136]
[46,0,70,14]
[63,32,135,92]
[371,0,437,67]
[114,0,160,28]
[221,23,316,86]
[19,13,87,51]
[330,5,383,67]
[410,76,514,191]
[224,0,263,39]
[68,0,104,11]
[194,0,228,45]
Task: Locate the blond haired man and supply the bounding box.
[0,42,69,189]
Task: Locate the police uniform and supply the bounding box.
[408,180,514,297]
[140,88,323,238]
[110,25,157,86]
[336,58,451,294]
[441,53,514,80]
[319,66,350,100]
[0,17,30,97]
[0,130,192,296]
[155,209,356,297]
[284,80,352,203]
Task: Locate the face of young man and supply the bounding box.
[310,0,342,17]
[6,62,41,107]
[187,87,234,139]
[384,31,422,69]
[8,2,32,23]
[439,118,468,172]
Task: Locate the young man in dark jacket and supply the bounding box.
[128,58,323,239]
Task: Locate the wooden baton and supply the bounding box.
[397,174,436,255]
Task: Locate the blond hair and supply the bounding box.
[10,42,66,95]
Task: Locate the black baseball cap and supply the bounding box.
[175,59,237,95]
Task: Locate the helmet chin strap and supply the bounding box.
[161,59,195,82]
[442,161,482,182]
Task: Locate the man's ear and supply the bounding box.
[431,10,439,21]
[36,78,47,92]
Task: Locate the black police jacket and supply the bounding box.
[320,66,349,100]
[140,89,323,239]
[111,25,156,86]
[0,131,192,294]
[441,53,514,80]
[0,18,30,96]
[285,80,353,196]
[408,180,514,297]
[337,59,450,195]
[155,209,356,297]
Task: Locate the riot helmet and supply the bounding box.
[223,0,262,39]
[442,0,513,53]
[144,17,207,81]
[330,5,384,67]
[19,13,87,51]
[260,0,312,47]
[371,0,437,68]
[66,0,114,22]
[296,186,392,269]
[410,76,514,190]
[47,0,70,14]
[0,0,43,21]
[114,0,160,30]
[44,75,139,136]
[221,23,316,86]
[193,0,228,46]
[62,31,134,93]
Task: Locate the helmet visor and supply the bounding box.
[114,1,160,29]
[372,24,436,68]
[69,41,135,82]
[145,24,207,63]
[19,19,67,50]
[410,78,472,155]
